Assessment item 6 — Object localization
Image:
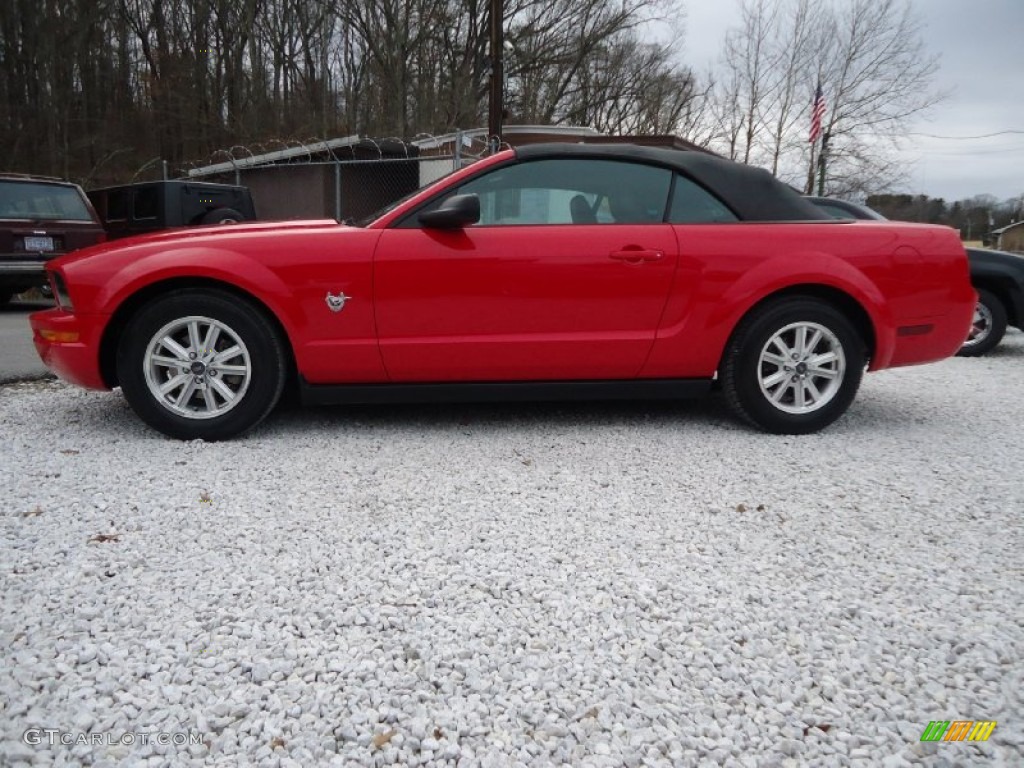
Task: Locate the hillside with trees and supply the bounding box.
[865,194,1024,241]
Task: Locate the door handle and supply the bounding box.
[609,249,664,263]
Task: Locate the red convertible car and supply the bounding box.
[30,144,974,440]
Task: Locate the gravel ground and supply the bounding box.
[1,333,1022,768]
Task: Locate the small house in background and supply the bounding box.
[991,221,1024,253]
[185,126,711,223]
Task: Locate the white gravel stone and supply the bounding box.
[1,341,1023,766]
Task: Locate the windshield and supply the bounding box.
[0,181,94,221]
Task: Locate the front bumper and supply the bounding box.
[29,308,109,389]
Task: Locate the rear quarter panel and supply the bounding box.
[641,220,972,377]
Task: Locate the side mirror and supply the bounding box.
[418,194,480,229]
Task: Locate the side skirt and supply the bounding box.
[298,378,713,406]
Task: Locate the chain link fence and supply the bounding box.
[177,132,510,223]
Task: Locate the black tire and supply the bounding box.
[721,298,866,434]
[201,208,245,225]
[116,288,287,440]
[956,288,1007,357]
[0,289,13,307]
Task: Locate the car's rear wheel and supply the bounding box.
[721,298,865,434]
[956,288,1007,357]
[116,289,287,440]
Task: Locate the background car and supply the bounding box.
[31,144,974,440]
[807,195,1024,356]
[87,180,256,240]
[0,174,105,306]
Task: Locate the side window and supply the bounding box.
[669,175,738,223]
[411,158,672,227]
[107,190,129,221]
[133,188,159,220]
[813,202,853,220]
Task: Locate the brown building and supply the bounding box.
[993,221,1024,253]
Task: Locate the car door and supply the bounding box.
[372,157,679,382]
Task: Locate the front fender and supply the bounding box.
[95,247,305,338]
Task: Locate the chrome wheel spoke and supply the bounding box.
[187,321,203,354]
[159,373,189,395]
[770,380,792,404]
[201,324,221,356]
[805,329,823,354]
[160,336,190,361]
[212,345,243,365]
[807,351,838,368]
[201,386,217,412]
[770,337,793,359]
[175,379,198,408]
[151,355,184,369]
[209,377,236,403]
[762,351,788,367]
[215,364,248,375]
[762,370,789,389]
[804,378,822,402]
[807,365,840,380]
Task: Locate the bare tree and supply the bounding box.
[702,0,942,196]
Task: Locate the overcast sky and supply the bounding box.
[675,0,1024,202]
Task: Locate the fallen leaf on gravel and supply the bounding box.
[372,729,396,748]
[736,503,747,512]
[22,506,44,517]
[433,727,444,739]
[580,707,600,720]
[522,459,533,466]
[757,504,766,511]
[803,724,833,737]
[269,737,286,749]
[60,449,80,455]
[88,533,122,543]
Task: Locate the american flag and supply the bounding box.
[809,81,825,144]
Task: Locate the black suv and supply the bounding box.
[87,180,256,240]
[0,174,106,306]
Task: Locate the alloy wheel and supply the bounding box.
[757,321,846,414]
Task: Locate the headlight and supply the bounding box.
[50,272,73,311]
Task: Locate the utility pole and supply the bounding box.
[487,0,504,154]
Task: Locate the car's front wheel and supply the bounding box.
[721,298,865,434]
[117,289,287,440]
[956,288,1007,357]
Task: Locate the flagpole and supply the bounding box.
[806,136,818,195]
[806,80,824,195]
[817,131,829,196]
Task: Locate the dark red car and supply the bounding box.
[30,144,974,440]
[0,174,105,305]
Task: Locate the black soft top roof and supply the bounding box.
[515,143,829,222]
